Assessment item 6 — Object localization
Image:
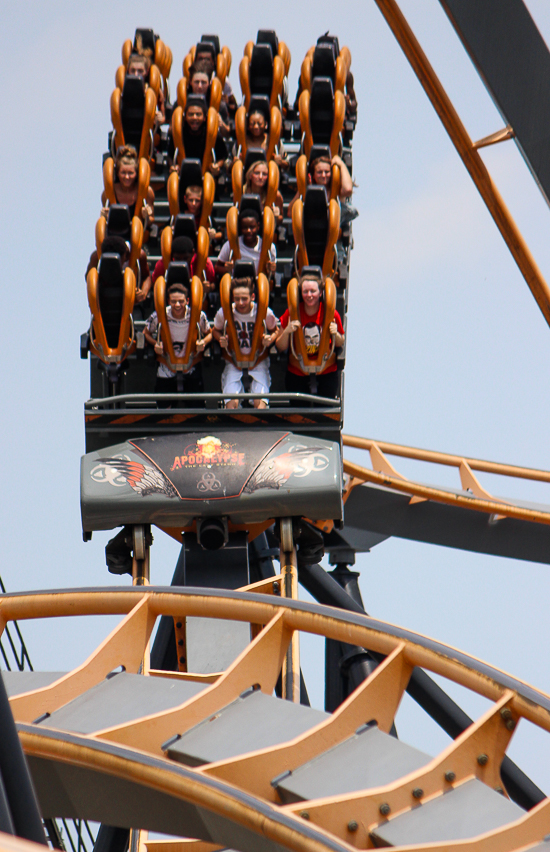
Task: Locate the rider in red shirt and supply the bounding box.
[277,269,344,399]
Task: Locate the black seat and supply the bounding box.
[178,159,203,211]
[257,30,278,55]
[239,194,263,222]
[173,214,197,245]
[317,33,340,55]
[300,264,324,280]
[312,44,336,84]
[165,261,191,289]
[186,93,207,113]
[134,28,157,54]
[309,78,335,145]
[121,75,146,150]
[97,254,125,349]
[308,144,332,166]
[249,44,274,97]
[248,94,270,124]
[201,34,220,56]
[195,41,216,63]
[243,148,267,173]
[106,205,132,240]
[233,260,256,280]
[302,186,329,267]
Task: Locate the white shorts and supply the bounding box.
[221,361,270,397]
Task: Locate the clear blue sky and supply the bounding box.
[2,0,550,794]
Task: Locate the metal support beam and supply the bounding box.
[0,777,14,836]
[280,519,300,702]
[439,0,550,207]
[93,826,130,852]
[250,533,311,707]
[374,0,550,329]
[324,565,377,712]
[0,673,46,843]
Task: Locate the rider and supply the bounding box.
[276,268,344,399]
[212,276,278,408]
[151,236,215,286]
[215,207,277,277]
[144,282,211,404]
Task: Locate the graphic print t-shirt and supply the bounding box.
[214,303,278,354]
[146,306,209,378]
[279,303,344,375]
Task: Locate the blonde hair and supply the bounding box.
[115,145,138,172]
[243,161,268,202]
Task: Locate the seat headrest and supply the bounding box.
[308,144,332,165]
[250,45,274,96]
[233,260,257,281]
[300,265,324,282]
[134,28,157,53]
[195,41,216,60]
[303,184,329,214]
[186,93,207,114]
[173,214,197,243]
[98,253,124,286]
[179,159,203,193]
[166,261,191,289]
[310,77,335,102]
[106,205,132,239]
[312,45,336,81]
[243,147,267,173]
[257,30,278,54]
[317,33,340,56]
[239,194,263,221]
[251,42,273,63]
[309,78,336,144]
[248,94,270,122]
[201,34,220,56]
[122,74,146,105]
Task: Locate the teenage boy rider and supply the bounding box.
[215,208,277,277]
[212,277,278,409]
[144,282,211,404]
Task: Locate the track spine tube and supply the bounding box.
[0,672,47,843]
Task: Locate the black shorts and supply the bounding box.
[155,364,205,408]
[285,370,340,400]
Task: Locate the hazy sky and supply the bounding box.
[2,0,550,796]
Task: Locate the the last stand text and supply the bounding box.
[170,452,246,470]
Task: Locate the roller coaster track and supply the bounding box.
[3,589,550,852]
[342,435,550,526]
